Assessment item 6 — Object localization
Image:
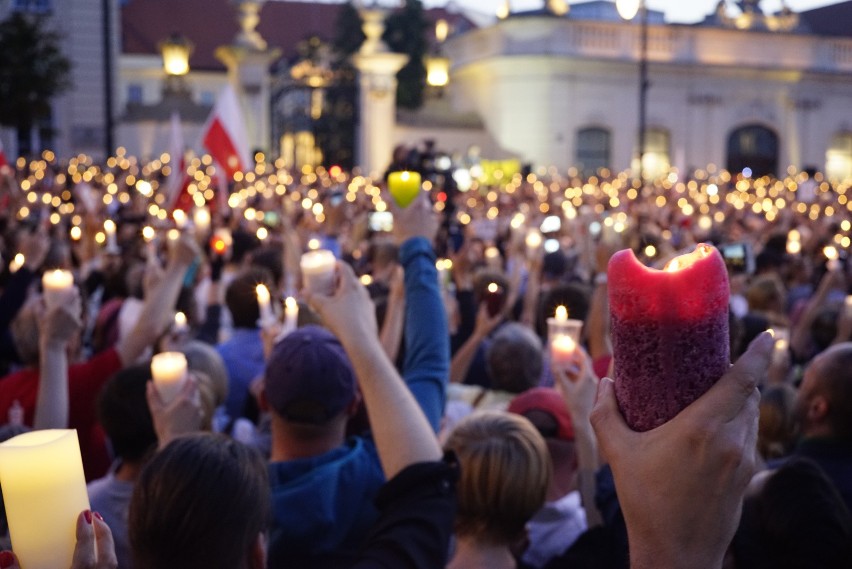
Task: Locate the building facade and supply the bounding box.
[443,1,852,179]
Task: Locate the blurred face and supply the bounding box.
[794,354,824,433]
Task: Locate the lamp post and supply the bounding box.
[159,33,193,97]
[425,19,450,94]
[617,0,649,189]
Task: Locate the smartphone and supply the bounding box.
[720,243,755,275]
[369,211,394,233]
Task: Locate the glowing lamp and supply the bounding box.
[159,33,193,77]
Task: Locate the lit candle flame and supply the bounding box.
[555,305,568,321]
[487,282,499,294]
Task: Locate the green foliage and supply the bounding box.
[384,0,427,110]
[333,1,365,57]
[0,12,72,131]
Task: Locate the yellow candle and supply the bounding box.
[300,250,337,295]
[42,269,74,309]
[256,284,275,327]
[388,171,421,208]
[0,430,90,569]
[151,352,188,403]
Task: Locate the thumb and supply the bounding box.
[71,511,96,569]
[590,377,634,461]
[694,331,772,424]
[92,513,118,568]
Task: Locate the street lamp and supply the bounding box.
[617,0,649,189]
[159,33,193,96]
[425,19,450,90]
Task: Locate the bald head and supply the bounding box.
[799,343,852,439]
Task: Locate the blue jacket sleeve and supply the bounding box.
[399,237,449,433]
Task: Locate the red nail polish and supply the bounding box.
[94,511,104,522]
[84,510,92,524]
[0,551,15,569]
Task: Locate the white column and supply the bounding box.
[352,8,408,178]
[216,46,281,153]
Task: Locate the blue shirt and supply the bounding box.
[267,236,450,565]
[217,327,265,420]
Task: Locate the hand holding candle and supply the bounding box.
[608,243,730,432]
[387,171,421,208]
[151,352,189,404]
[0,430,90,569]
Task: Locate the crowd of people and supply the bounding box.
[0,149,851,568]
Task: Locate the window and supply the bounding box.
[127,84,143,105]
[641,128,670,180]
[200,91,215,106]
[576,127,610,175]
[13,0,51,12]
[826,132,852,182]
[726,124,779,178]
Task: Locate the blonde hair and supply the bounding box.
[445,411,551,545]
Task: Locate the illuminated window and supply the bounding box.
[826,132,852,182]
[640,128,670,180]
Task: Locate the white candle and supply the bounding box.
[173,311,189,334]
[42,269,74,309]
[103,219,118,251]
[284,296,298,332]
[151,352,188,403]
[193,207,211,234]
[824,246,840,272]
[173,209,187,229]
[550,334,577,368]
[300,250,337,295]
[256,284,276,328]
[0,430,90,569]
[526,229,542,256]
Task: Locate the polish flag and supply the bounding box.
[201,85,250,180]
[165,112,191,211]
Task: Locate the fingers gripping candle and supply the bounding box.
[608,244,730,432]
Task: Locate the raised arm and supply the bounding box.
[379,265,406,363]
[115,233,199,366]
[34,291,83,429]
[307,262,442,479]
[393,195,450,432]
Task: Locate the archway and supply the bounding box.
[726,124,779,177]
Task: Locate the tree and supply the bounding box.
[384,0,428,110]
[0,12,72,155]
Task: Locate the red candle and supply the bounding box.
[608,244,729,431]
[483,282,505,317]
